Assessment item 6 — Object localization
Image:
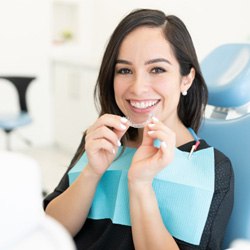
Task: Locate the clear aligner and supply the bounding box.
[126,113,154,128]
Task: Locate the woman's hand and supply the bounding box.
[85,114,129,177]
[128,117,176,184]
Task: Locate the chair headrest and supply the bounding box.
[201,43,250,108]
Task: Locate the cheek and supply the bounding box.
[114,80,124,105]
[114,77,127,94]
[154,80,171,95]
[114,80,119,97]
[156,77,182,93]
[156,81,181,105]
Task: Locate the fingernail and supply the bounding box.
[112,148,116,154]
[161,141,167,148]
[148,123,155,128]
[152,116,159,123]
[117,140,121,146]
[120,124,127,130]
[148,131,154,135]
[121,117,128,123]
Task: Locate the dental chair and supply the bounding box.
[0,76,36,150]
[198,43,250,249]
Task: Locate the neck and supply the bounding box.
[174,123,194,147]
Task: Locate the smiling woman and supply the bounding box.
[113,26,194,131]
[44,9,234,250]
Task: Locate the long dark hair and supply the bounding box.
[68,9,208,169]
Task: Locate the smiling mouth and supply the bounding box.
[128,100,160,109]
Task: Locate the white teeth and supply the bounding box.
[130,100,157,109]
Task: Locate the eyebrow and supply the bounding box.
[145,58,171,65]
[116,58,171,65]
[116,59,132,65]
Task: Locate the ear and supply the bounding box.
[181,67,195,93]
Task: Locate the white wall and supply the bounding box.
[90,0,250,62]
[0,0,52,149]
[0,0,249,150]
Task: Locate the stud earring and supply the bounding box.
[182,91,188,96]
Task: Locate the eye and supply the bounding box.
[151,67,166,74]
[116,68,132,75]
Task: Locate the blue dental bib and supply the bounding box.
[68,146,215,245]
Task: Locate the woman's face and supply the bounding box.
[114,26,193,128]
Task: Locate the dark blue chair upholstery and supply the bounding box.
[198,44,250,248]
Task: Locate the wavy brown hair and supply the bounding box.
[68,9,208,169]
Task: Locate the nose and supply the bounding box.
[129,72,150,95]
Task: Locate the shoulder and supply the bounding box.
[198,140,232,166]
[199,139,233,172]
[200,140,233,170]
[213,147,234,192]
[214,148,233,174]
[199,140,234,190]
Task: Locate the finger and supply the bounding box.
[147,118,176,155]
[141,116,167,147]
[86,137,116,155]
[147,130,176,153]
[86,126,122,148]
[147,129,175,146]
[147,128,175,165]
[147,116,173,133]
[113,117,130,141]
[141,125,155,146]
[87,114,129,146]
[90,114,129,133]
